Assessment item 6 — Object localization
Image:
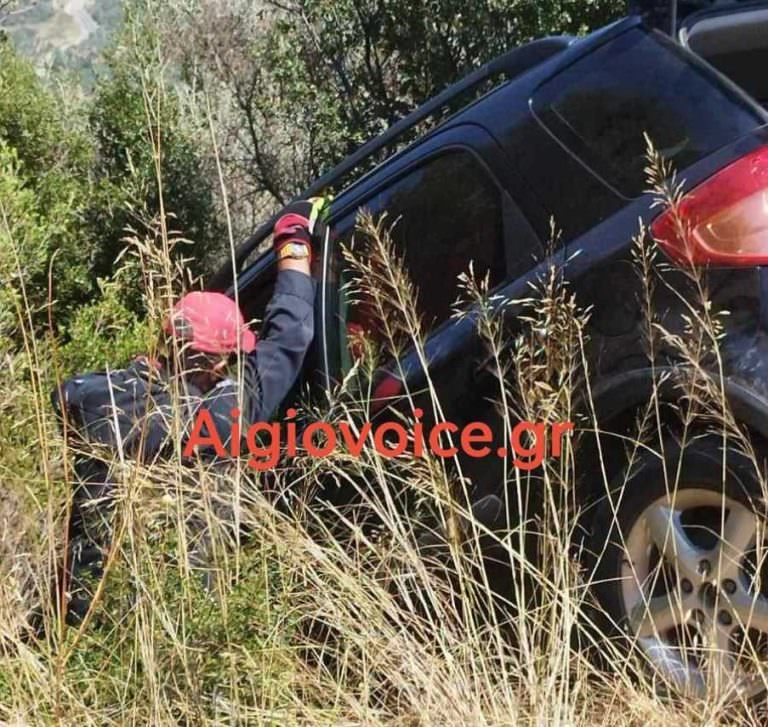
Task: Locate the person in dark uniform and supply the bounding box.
[52,198,329,623]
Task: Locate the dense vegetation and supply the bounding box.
[2,0,623,347]
[18,3,762,725]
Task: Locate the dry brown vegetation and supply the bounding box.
[1,137,768,724]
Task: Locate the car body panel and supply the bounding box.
[230,10,768,473]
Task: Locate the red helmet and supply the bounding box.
[164,292,256,354]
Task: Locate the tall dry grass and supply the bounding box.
[1,75,768,724]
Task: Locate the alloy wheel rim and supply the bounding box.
[621,487,768,700]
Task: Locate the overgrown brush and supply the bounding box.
[3,94,768,725]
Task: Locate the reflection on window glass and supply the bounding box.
[337,151,505,369]
[541,30,762,196]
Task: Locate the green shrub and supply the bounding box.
[58,274,152,373]
[0,35,222,345]
[0,139,92,337]
[0,45,95,334]
[87,40,223,284]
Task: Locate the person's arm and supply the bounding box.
[239,197,329,424]
[240,267,316,424]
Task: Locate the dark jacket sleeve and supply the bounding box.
[240,269,316,424]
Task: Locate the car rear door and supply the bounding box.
[319,123,541,389]
[318,124,542,462]
[315,123,546,505]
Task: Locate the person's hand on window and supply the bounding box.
[274,196,331,253]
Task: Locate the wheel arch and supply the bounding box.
[577,366,768,504]
[590,367,768,441]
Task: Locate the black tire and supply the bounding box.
[587,434,768,704]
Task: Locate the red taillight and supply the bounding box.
[651,145,768,266]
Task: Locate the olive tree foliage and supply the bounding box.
[0,12,221,348]
[87,52,223,283]
[161,0,623,230]
[79,2,225,283]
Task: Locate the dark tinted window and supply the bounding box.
[534,28,764,196]
[334,151,505,369]
[365,151,505,326]
[704,47,768,108]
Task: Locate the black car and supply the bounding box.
[211,2,768,700]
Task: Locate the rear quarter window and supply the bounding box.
[532,28,765,197]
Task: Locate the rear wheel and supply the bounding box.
[589,436,768,702]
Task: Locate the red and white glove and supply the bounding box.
[273,196,331,261]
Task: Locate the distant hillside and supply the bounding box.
[1,0,122,84]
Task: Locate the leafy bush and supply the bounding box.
[175,0,624,211]
[0,30,222,344]
[0,44,94,333]
[58,274,151,373]
[87,57,223,282]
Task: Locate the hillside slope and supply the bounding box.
[1,0,122,82]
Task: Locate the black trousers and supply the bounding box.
[64,456,115,623]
